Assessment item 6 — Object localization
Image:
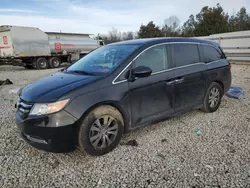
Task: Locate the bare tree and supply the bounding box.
[108,28,121,43]
[122,31,134,40]
[164,15,180,31]
[126,32,134,40]
[133,31,139,39]
[162,16,181,37]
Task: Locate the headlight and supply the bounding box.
[29,99,70,116]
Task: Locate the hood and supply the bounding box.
[21,71,100,103]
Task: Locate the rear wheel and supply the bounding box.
[35,58,48,69]
[49,57,61,68]
[202,82,223,113]
[78,105,124,156]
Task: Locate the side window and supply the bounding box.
[172,44,200,67]
[134,45,168,73]
[203,45,223,63]
[116,67,130,82]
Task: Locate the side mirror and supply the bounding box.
[133,66,152,78]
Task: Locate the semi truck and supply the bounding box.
[0,25,104,69]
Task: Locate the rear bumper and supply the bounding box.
[16,111,78,153]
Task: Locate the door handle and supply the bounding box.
[166,80,176,85]
[175,78,184,84]
[166,78,184,85]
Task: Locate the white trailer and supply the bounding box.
[0,25,104,69]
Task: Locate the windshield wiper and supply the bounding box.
[66,70,96,76]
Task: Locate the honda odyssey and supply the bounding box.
[16,38,232,156]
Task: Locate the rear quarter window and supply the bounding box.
[203,45,224,63]
[172,44,200,67]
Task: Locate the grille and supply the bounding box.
[17,97,33,119]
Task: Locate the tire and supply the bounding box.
[201,82,223,113]
[78,105,124,156]
[36,58,48,69]
[49,57,61,68]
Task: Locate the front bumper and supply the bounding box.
[15,110,78,153]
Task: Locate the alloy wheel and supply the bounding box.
[209,87,220,108]
[89,115,118,149]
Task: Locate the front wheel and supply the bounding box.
[201,82,223,113]
[35,58,48,69]
[78,105,124,156]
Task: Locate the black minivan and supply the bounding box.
[16,38,231,156]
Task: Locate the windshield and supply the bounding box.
[66,44,139,75]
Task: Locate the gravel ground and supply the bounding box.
[0,64,250,188]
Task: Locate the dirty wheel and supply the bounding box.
[36,58,48,69]
[49,57,61,68]
[78,105,124,156]
[201,82,223,113]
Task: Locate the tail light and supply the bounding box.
[229,62,232,70]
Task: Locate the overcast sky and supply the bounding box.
[0,0,249,35]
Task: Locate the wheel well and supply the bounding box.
[214,80,224,92]
[78,101,129,133]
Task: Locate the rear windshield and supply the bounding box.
[66,44,139,75]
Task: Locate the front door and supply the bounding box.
[128,44,175,127]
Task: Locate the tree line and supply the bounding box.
[101,4,250,44]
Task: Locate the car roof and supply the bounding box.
[109,37,218,47]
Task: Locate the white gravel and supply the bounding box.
[0,64,250,188]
